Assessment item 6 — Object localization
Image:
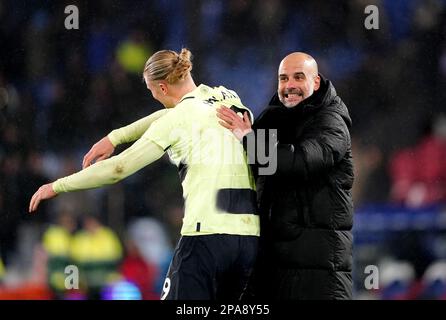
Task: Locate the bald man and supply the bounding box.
[217,52,354,300]
[277,52,320,107]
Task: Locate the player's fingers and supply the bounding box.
[28,194,34,212]
[30,190,39,212]
[222,109,237,119]
[29,191,38,213]
[217,106,236,118]
[83,150,98,168]
[32,197,40,212]
[218,121,233,130]
[225,107,238,117]
[216,112,234,125]
[217,108,237,120]
[243,112,252,125]
[95,153,109,163]
[218,105,230,111]
[31,197,38,212]
[82,151,93,168]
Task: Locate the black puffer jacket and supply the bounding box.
[251,75,354,300]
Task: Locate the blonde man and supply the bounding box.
[29,49,259,300]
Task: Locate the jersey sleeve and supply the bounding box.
[144,108,185,151]
[53,133,165,193]
[107,108,170,146]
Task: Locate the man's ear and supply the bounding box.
[314,75,321,91]
[159,82,168,95]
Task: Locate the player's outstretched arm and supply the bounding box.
[82,108,170,168]
[30,136,165,212]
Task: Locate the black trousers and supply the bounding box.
[161,234,258,300]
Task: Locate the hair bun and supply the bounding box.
[143,48,193,84]
[166,48,193,84]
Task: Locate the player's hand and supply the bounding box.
[216,105,252,141]
[82,136,115,169]
[29,183,57,213]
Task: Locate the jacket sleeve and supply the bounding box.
[276,111,350,179]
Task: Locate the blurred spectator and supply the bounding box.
[42,211,76,298]
[116,31,152,75]
[379,259,416,300]
[70,215,123,299]
[0,150,34,265]
[418,260,446,299]
[120,236,159,300]
[352,137,387,206]
[87,20,116,75]
[100,279,142,300]
[126,218,173,296]
[389,113,446,207]
[25,9,53,80]
[83,74,114,139]
[0,254,5,282]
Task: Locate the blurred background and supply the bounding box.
[1,0,446,299]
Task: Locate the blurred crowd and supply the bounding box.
[1,0,446,299]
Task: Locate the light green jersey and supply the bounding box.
[146,84,259,236]
[53,84,259,237]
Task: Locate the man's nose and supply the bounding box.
[285,80,297,90]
